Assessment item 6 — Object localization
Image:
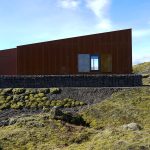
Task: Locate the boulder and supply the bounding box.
[122,123,142,131]
[49,106,63,119]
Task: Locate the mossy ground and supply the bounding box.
[0,87,150,150]
[133,62,150,85]
[0,88,86,111]
[0,62,150,149]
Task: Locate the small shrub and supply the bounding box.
[12,88,26,94]
[75,101,80,106]
[30,102,38,109]
[11,103,19,109]
[36,98,41,101]
[79,102,85,106]
[38,93,45,97]
[0,103,10,110]
[25,89,37,94]
[45,101,51,107]
[3,88,12,94]
[42,106,50,112]
[25,96,29,100]
[17,102,24,108]
[50,101,57,107]
[64,103,71,107]
[34,94,39,98]
[37,88,49,94]
[0,96,5,100]
[6,96,13,101]
[38,102,45,108]
[29,97,36,101]
[50,88,60,94]
[13,95,20,101]
[42,97,48,101]
[29,94,34,97]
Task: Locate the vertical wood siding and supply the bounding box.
[14,29,132,75]
[0,49,17,75]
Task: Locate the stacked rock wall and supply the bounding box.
[0,74,142,88]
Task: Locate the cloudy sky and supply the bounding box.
[0,0,150,64]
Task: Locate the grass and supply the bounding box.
[133,62,150,74]
[0,62,150,149]
[0,87,150,150]
[133,62,150,85]
[0,88,86,111]
[81,87,150,129]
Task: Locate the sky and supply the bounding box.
[0,0,150,64]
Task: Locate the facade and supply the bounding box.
[0,29,132,75]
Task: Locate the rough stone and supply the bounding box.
[0,74,142,88]
[49,106,63,119]
[122,123,142,131]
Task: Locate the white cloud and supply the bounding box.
[85,0,112,31]
[85,0,110,19]
[133,29,150,38]
[97,19,112,30]
[133,55,150,65]
[57,0,80,9]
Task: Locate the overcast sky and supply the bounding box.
[0,0,150,64]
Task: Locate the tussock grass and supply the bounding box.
[0,87,150,150]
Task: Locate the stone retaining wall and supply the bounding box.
[0,74,142,88]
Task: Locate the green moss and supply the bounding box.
[12,88,26,94]
[50,88,60,94]
[25,89,37,94]
[10,102,24,109]
[133,62,150,85]
[42,97,48,101]
[2,88,12,94]
[6,96,13,101]
[50,101,57,107]
[38,93,45,97]
[0,87,150,150]
[64,103,71,108]
[0,103,10,110]
[37,88,49,94]
[36,98,41,101]
[30,102,38,109]
[34,94,39,98]
[133,62,150,74]
[24,96,29,100]
[81,87,150,129]
[45,101,51,107]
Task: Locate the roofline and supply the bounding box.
[0,48,16,52]
[0,28,132,50]
[18,28,132,47]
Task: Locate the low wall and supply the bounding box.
[0,74,142,88]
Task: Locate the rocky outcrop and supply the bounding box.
[122,123,142,131]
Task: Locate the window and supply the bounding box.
[78,54,90,72]
[90,55,99,71]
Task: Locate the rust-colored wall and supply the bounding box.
[0,49,17,75]
[16,29,132,75]
[17,29,132,75]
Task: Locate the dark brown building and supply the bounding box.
[0,29,132,75]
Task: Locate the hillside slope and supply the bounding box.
[0,87,150,150]
[0,62,150,150]
[133,62,150,74]
[133,62,150,85]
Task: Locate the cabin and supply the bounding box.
[0,29,132,75]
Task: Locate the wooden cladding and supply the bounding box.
[0,49,17,75]
[0,29,132,75]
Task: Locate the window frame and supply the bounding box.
[90,54,100,72]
